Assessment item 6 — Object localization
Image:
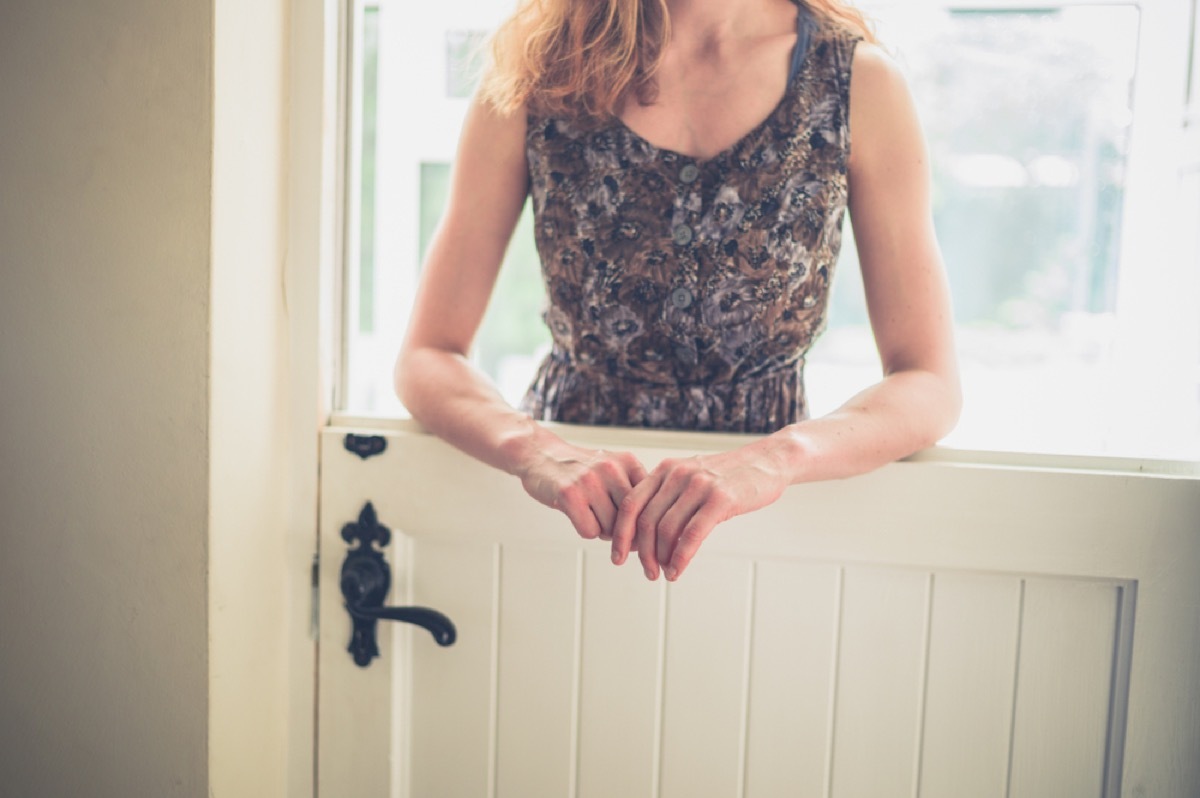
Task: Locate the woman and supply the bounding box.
[395,0,961,582]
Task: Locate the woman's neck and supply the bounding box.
[664,0,797,48]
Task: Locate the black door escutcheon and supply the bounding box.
[340,502,456,667]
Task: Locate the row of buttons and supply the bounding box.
[670,163,701,330]
[673,163,701,245]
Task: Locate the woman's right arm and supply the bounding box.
[395,96,645,542]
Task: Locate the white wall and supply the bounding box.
[0,0,305,795]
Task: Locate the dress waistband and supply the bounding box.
[522,351,810,433]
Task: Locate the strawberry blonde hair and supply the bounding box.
[479,0,876,120]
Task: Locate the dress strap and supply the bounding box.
[788,3,817,85]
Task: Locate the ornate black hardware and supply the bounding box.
[340,502,456,667]
[344,433,387,460]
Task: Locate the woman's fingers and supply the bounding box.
[611,472,658,566]
[663,502,727,581]
[634,463,695,580]
[548,446,789,580]
[626,456,649,486]
[536,447,749,578]
[594,452,645,540]
[544,449,647,543]
[654,487,707,573]
[613,456,741,581]
[553,483,604,540]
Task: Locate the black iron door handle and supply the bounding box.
[340,502,457,667]
[345,603,455,644]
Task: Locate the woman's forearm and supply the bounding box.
[395,346,557,477]
[765,368,962,485]
[397,345,649,542]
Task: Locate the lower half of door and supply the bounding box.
[317,421,1200,798]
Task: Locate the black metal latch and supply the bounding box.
[340,502,456,667]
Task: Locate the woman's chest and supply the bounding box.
[617,45,797,162]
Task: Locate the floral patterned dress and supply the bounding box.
[519,11,861,434]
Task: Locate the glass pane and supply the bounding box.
[810,4,1197,459]
[445,30,488,99]
[357,7,380,335]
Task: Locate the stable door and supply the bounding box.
[315,419,1200,798]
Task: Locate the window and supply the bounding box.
[339,0,1200,462]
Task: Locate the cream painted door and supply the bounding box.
[316,419,1200,798]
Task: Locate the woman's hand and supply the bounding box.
[610,439,795,581]
[514,440,648,543]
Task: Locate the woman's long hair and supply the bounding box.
[479,0,876,120]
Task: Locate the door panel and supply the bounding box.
[576,549,664,798]
[658,557,753,798]
[1008,580,1124,798]
[317,421,1200,798]
[408,540,496,798]
[919,573,1020,798]
[744,561,839,797]
[494,547,580,797]
[831,567,931,797]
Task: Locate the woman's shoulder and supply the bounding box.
[846,40,910,107]
[805,11,870,75]
[844,40,925,172]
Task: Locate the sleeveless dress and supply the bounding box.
[520,8,861,434]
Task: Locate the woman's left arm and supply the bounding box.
[611,43,962,581]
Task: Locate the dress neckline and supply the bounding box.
[610,7,820,167]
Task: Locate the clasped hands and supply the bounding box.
[515,439,790,582]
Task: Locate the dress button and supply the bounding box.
[679,163,700,183]
[670,287,694,309]
[672,224,694,246]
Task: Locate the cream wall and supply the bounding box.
[0,0,305,795]
[209,0,297,794]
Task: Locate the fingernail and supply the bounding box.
[664,566,677,581]
[612,550,621,565]
[643,567,655,580]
